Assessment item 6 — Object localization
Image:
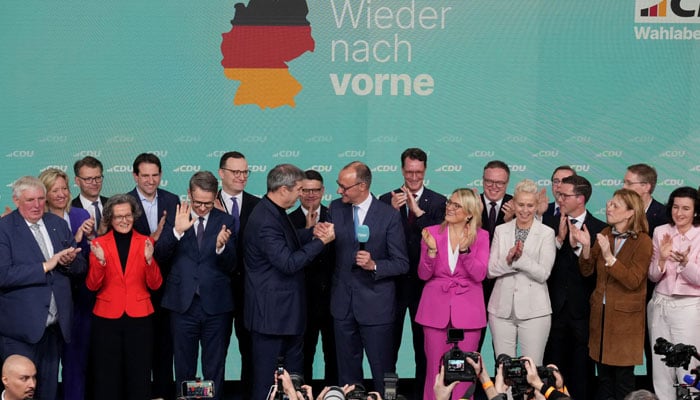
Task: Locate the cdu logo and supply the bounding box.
[6,150,34,158]
[434,165,462,172]
[173,165,201,173]
[636,0,700,22]
[305,136,333,143]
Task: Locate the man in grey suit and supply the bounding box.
[379,148,445,397]
[244,164,335,400]
[0,176,86,400]
[329,161,409,393]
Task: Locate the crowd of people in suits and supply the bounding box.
[0,147,698,400]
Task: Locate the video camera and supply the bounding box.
[496,354,556,399]
[654,337,699,370]
[441,328,480,384]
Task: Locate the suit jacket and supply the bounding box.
[243,196,325,335]
[543,211,607,319]
[127,188,179,238]
[379,187,446,274]
[415,225,489,330]
[222,190,260,275]
[67,207,91,256]
[647,198,667,236]
[481,193,513,243]
[579,227,652,365]
[156,208,236,315]
[71,195,110,211]
[487,219,556,320]
[328,196,409,325]
[288,205,335,312]
[86,230,163,319]
[0,211,87,343]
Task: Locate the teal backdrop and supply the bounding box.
[2,0,699,380]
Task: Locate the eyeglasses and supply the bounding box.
[445,200,463,210]
[555,192,578,199]
[191,200,215,209]
[113,214,133,222]
[77,175,103,184]
[623,180,647,186]
[483,179,507,189]
[221,167,250,177]
[301,188,323,195]
[336,181,362,192]
[552,179,563,185]
[403,170,425,177]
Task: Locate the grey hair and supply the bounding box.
[12,176,46,198]
[267,164,305,192]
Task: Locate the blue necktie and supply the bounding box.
[231,197,240,235]
[353,205,360,230]
[196,217,205,249]
[92,201,101,234]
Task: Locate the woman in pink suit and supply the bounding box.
[416,188,490,400]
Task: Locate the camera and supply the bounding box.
[496,354,557,398]
[346,383,378,400]
[654,337,698,370]
[441,328,479,384]
[288,373,311,400]
[177,379,214,399]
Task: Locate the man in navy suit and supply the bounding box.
[543,175,606,400]
[216,151,260,399]
[244,164,335,400]
[155,171,236,400]
[288,170,337,385]
[127,152,180,400]
[537,165,576,219]
[379,148,445,397]
[0,176,86,400]
[329,161,409,393]
[622,163,668,382]
[71,156,109,230]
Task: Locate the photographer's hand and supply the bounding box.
[495,364,509,394]
[433,365,459,400]
[522,356,544,391]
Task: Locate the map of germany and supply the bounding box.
[221,0,315,109]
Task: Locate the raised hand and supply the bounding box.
[216,224,231,250]
[458,224,475,252]
[144,239,154,264]
[174,203,196,235]
[151,210,168,242]
[570,222,590,248]
[596,232,612,259]
[91,241,106,264]
[422,228,437,250]
[76,217,95,243]
[390,190,407,210]
[658,233,673,264]
[305,207,318,228]
[502,199,515,222]
[537,188,549,216]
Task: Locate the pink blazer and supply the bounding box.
[415,225,489,330]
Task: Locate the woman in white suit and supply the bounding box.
[487,179,556,364]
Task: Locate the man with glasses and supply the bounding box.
[543,175,606,400]
[329,161,409,393]
[216,151,260,399]
[288,170,338,386]
[623,163,668,383]
[155,171,236,400]
[538,166,576,219]
[379,148,445,398]
[127,152,180,400]
[243,164,335,400]
[72,156,109,234]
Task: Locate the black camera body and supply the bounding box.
[441,328,479,384]
[654,337,698,370]
[496,354,557,398]
[346,384,378,400]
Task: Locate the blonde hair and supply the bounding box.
[441,188,482,239]
[612,188,649,235]
[38,168,71,213]
[514,179,539,201]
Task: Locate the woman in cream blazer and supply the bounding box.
[487,179,556,364]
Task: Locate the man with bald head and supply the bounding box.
[2,355,37,400]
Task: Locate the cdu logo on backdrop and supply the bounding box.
[636,0,700,23]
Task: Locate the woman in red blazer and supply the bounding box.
[416,188,490,400]
[87,194,162,400]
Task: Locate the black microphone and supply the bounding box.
[356,224,370,251]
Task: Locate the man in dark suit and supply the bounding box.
[288,170,337,385]
[478,160,513,353]
[537,165,576,219]
[127,152,180,400]
[244,164,335,400]
[216,151,260,398]
[0,176,86,400]
[543,175,606,400]
[378,148,445,397]
[622,163,668,382]
[155,171,236,400]
[329,161,409,393]
[69,155,109,400]
[71,156,109,232]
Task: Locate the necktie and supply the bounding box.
[353,205,360,229]
[569,218,578,226]
[554,206,560,217]
[31,224,58,325]
[196,217,205,249]
[92,201,101,234]
[488,201,497,237]
[231,196,240,236]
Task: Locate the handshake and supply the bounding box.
[313,222,335,245]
